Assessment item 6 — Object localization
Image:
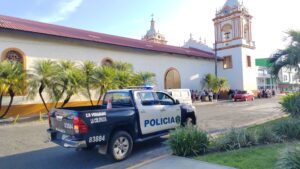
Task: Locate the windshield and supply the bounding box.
[237,91,247,94]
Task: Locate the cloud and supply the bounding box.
[40,0,83,23]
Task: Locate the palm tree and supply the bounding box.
[270,30,300,84]
[203,73,215,90]
[112,62,134,88]
[131,72,156,86]
[0,61,25,118]
[0,63,8,113]
[213,77,229,93]
[58,61,84,108]
[27,60,58,112]
[81,61,96,105]
[92,66,118,105]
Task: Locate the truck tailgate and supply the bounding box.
[50,109,77,135]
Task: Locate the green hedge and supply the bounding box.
[165,126,209,157]
[280,93,300,117]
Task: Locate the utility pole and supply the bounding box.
[214,40,218,78]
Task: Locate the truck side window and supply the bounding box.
[156,92,175,105]
[139,92,158,106]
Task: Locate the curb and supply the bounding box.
[193,100,230,106]
[208,114,288,137]
[0,114,48,126]
[127,154,171,169]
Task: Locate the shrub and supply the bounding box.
[280,93,300,117]
[215,128,257,151]
[273,118,300,140]
[257,127,283,144]
[165,126,209,157]
[275,145,300,169]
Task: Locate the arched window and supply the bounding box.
[221,24,233,41]
[1,48,26,70]
[5,51,23,63]
[164,68,181,89]
[101,58,113,66]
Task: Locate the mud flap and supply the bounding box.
[98,144,108,155]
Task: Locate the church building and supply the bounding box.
[0,0,257,115]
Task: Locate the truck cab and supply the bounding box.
[47,89,196,161]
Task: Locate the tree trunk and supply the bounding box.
[61,94,72,108]
[97,88,103,105]
[0,87,15,119]
[54,87,66,108]
[0,92,3,111]
[39,83,49,112]
[87,84,93,106]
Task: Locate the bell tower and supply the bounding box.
[214,0,257,91]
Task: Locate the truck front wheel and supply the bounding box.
[184,115,196,126]
[109,131,133,161]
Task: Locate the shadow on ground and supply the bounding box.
[0,138,169,169]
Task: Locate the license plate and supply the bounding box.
[56,115,63,121]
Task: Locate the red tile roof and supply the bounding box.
[0,15,219,60]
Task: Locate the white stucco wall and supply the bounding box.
[0,33,216,105]
[218,46,257,91]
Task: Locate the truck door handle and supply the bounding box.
[161,108,166,112]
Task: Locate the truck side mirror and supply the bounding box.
[175,99,180,105]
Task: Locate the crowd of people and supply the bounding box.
[191,88,276,103]
[191,90,215,102]
[257,88,276,98]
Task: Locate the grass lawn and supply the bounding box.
[196,142,298,169]
[247,116,288,132]
[196,117,295,169]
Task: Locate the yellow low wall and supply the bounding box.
[0,101,99,118]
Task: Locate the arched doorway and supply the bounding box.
[164,68,181,89]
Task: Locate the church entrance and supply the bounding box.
[164,68,181,89]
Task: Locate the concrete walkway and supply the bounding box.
[136,155,235,169]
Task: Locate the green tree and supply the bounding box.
[92,66,118,105]
[112,62,134,88]
[59,61,84,108]
[203,73,216,90]
[27,60,58,112]
[0,61,26,118]
[213,77,229,93]
[270,30,300,85]
[131,72,156,86]
[81,61,96,105]
[203,74,229,93]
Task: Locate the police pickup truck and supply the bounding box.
[47,89,196,161]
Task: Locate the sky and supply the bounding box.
[0,0,300,58]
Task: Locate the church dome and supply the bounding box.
[142,16,167,44]
[223,0,242,8]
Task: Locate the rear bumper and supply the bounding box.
[47,129,87,148]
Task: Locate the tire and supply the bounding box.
[109,131,133,161]
[184,117,194,126]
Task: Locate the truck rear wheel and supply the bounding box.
[109,131,133,161]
